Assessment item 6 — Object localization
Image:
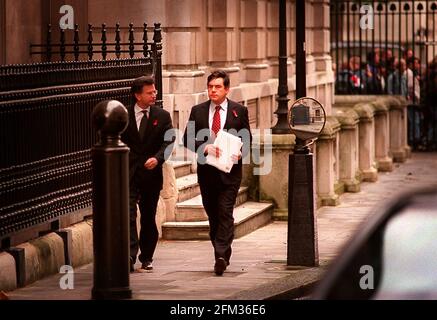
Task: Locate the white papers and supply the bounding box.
[206,130,243,173]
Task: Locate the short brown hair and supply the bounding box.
[207,70,230,88]
[131,75,155,96]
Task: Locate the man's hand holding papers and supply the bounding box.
[205,130,243,173]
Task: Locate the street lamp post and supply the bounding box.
[270,0,319,267]
[271,0,292,134]
[287,0,319,267]
[295,0,307,101]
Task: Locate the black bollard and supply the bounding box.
[91,100,131,299]
[287,145,319,267]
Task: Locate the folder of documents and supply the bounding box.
[206,130,243,173]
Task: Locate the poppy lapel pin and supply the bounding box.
[232,110,238,118]
[153,119,158,126]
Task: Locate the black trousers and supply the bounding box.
[199,175,239,264]
[129,174,161,264]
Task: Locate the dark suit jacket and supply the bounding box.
[121,104,174,191]
[183,99,252,186]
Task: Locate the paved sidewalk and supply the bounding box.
[6,152,437,300]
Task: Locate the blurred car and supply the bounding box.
[312,186,437,299]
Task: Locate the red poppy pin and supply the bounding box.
[153,119,158,126]
[232,110,238,118]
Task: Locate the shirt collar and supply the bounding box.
[135,103,150,115]
[209,99,228,112]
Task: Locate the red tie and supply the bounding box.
[211,105,221,136]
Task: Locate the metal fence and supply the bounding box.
[0,23,162,247]
[330,1,437,150]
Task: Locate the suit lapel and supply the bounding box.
[193,102,210,141]
[201,102,210,130]
[129,105,142,142]
[224,100,235,130]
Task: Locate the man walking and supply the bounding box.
[121,76,174,272]
[183,70,251,276]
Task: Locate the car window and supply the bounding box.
[374,197,437,299]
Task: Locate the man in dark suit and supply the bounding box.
[121,76,174,272]
[183,70,252,276]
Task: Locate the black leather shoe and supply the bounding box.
[139,261,153,272]
[214,258,227,276]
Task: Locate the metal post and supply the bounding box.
[287,149,318,266]
[271,0,291,134]
[91,100,131,300]
[295,0,307,100]
[287,0,319,267]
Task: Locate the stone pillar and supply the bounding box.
[240,0,269,82]
[0,0,5,65]
[373,99,393,172]
[316,116,341,206]
[333,107,361,192]
[312,0,331,73]
[266,0,293,79]
[354,102,378,182]
[254,133,295,220]
[387,96,408,163]
[4,0,47,64]
[163,0,207,132]
[208,0,241,85]
[266,0,277,77]
[164,0,202,70]
[310,0,333,121]
[304,0,315,75]
[391,96,411,159]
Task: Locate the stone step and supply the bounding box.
[162,201,274,240]
[169,160,192,179]
[176,173,200,202]
[175,186,249,222]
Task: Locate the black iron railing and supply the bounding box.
[30,23,158,61]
